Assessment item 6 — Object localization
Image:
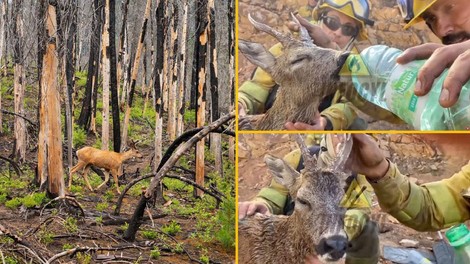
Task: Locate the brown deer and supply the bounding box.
[238,14,351,130]
[69,142,143,194]
[239,134,353,263]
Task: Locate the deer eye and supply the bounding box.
[297,198,310,208]
[290,54,311,65]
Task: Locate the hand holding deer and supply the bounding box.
[69,142,143,194]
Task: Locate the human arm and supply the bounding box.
[348,134,470,231]
[396,40,470,108]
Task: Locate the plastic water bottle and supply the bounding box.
[347,45,470,130]
[445,224,470,264]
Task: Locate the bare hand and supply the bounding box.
[346,134,389,180]
[294,14,340,50]
[284,112,327,130]
[238,201,270,220]
[238,102,247,116]
[397,40,470,107]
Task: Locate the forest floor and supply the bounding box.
[0,71,235,264]
[238,133,470,263]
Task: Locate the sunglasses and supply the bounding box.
[321,16,359,37]
[318,0,375,26]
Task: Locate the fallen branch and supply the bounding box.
[0,109,37,128]
[0,223,46,263]
[122,112,235,241]
[0,156,22,176]
[47,244,148,263]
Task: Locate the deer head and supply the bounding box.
[239,13,350,96]
[264,134,353,262]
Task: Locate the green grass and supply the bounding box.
[162,220,181,236]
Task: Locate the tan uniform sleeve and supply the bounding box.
[320,92,358,130]
[371,161,470,231]
[238,43,284,115]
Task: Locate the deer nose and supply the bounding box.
[316,235,347,260]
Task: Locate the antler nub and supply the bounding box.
[290,12,313,46]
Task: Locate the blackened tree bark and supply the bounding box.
[77,0,103,130]
[195,0,209,198]
[12,0,26,162]
[109,0,120,152]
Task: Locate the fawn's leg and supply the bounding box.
[96,170,110,190]
[82,165,94,191]
[69,161,86,188]
[111,168,121,194]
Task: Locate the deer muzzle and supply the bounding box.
[316,234,348,261]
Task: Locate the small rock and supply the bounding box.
[430,165,438,171]
[399,239,420,248]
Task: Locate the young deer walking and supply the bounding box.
[238,14,350,130]
[69,142,143,194]
[239,134,353,263]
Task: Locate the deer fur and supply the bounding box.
[69,143,143,194]
[239,14,350,130]
[239,134,353,263]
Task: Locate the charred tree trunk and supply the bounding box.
[121,0,151,151]
[12,0,26,162]
[167,2,177,141]
[0,1,6,133]
[101,0,111,151]
[195,0,209,197]
[109,0,120,152]
[153,0,165,172]
[77,0,103,130]
[176,1,188,137]
[63,0,78,176]
[184,1,196,111]
[117,0,130,106]
[1,1,8,77]
[38,4,65,198]
[208,0,223,177]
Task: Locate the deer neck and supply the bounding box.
[258,87,318,130]
[120,150,135,162]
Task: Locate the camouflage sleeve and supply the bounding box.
[371,161,470,231]
[254,149,302,215]
[238,43,284,115]
[320,92,358,130]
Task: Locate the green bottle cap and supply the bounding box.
[446,224,470,247]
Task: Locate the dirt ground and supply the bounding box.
[238,133,470,263]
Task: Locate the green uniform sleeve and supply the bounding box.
[255,149,302,215]
[320,92,358,130]
[238,43,284,115]
[371,161,470,231]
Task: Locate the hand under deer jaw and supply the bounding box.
[238,14,350,130]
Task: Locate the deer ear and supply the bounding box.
[239,40,276,73]
[264,154,300,188]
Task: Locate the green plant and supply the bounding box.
[173,242,184,254]
[39,229,54,244]
[104,190,114,201]
[63,243,74,250]
[22,192,47,208]
[73,124,87,147]
[69,185,83,194]
[162,220,181,236]
[216,196,235,249]
[64,217,78,233]
[119,222,129,232]
[76,252,92,264]
[5,197,22,209]
[150,246,161,259]
[4,256,18,264]
[199,252,210,264]
[184,109,196,124]
[95,215,103,225]
[96,201,108,212]
[141,229,158,240]
[0,193,7,204]
[163,178,191,192]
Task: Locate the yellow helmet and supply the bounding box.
[397,0,438,29]
[312,0,375,41]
